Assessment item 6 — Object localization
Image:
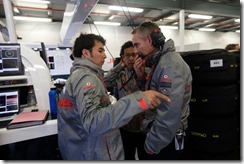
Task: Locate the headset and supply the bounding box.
[151,27,166,48]
[139,21,166,49]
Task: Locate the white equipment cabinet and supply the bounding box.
[0,44,57,146]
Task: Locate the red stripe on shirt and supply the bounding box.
[139,98,147,111]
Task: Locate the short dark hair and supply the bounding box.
[225,44,238,50]
[73,33,106,58]
[120,41,133,57]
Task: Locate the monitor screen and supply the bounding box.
[0,43,24,76]
[0,89,20,117]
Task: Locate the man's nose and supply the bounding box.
[133,47,139,54]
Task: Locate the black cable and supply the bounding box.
[123,0,136,29]
[117,0,135,30]
[88,16,101,35]
[86,17,92,33]
[119,69,135,91]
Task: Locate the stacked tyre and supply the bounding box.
[181,49,240,160]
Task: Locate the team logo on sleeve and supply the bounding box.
[83,82,96,90]
[160,75,172,88]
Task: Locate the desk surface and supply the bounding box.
[0,119,57,145]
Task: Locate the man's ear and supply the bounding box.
[146,35,153,45]
[120,55,124,60]
[82,49,90,58]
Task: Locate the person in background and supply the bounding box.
[131,20,192,160]
[225,43,240,52]
[57,33,171,160]
[104,41,148,160]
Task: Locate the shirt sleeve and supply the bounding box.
[104,64,124,88]
[76,73,150,136]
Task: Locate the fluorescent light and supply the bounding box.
[13,7,20,13]
[17,0,50,4]
[108,15,115,20]
[64,10,75,17]
[13,0,49,9]
[108,5,143,13]
[14,16,52,22]
[16,3,48,9]
[94,21,121,26]
[188,14,213,19]
[199,28,216,32]
[206,24,214,27]
[159,25,178,30]
[236,30,240,33]
[235,19,240,23]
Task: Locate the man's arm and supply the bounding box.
[104,61,125,87]
[78,73,171,136]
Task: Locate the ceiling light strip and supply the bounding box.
[13,16,52,22]
[108,15,115,20]
[108,5,143,13]
[13,7,20,13]
[235,19,240,23]
[199,28,216,32]
[159,25,178,30]
[188,14,213,19]
[16,0,50,4]
[94,21,121,26]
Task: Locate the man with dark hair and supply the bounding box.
[132,20,192,160]
[225,43,240,52]
[57,33,171,160]
[104,41,147,160]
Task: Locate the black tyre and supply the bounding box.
[182,49,237,86]
[190,84,238,117]
[188,116,238,154]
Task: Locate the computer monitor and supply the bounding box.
[0,89,20,118]
[0,43,24,76]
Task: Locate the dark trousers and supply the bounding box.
[120,128,148,160]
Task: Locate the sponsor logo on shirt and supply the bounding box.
[59,98,72,107]
[83,82,96,90]
[160,75,172,88]
[160,75,172,82]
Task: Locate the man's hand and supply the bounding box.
[134,55,146,79]
[143,90,171,109]
[119,59,126,68]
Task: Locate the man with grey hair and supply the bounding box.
[132,20,192,160]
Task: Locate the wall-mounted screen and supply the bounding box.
[0,43,24,76]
